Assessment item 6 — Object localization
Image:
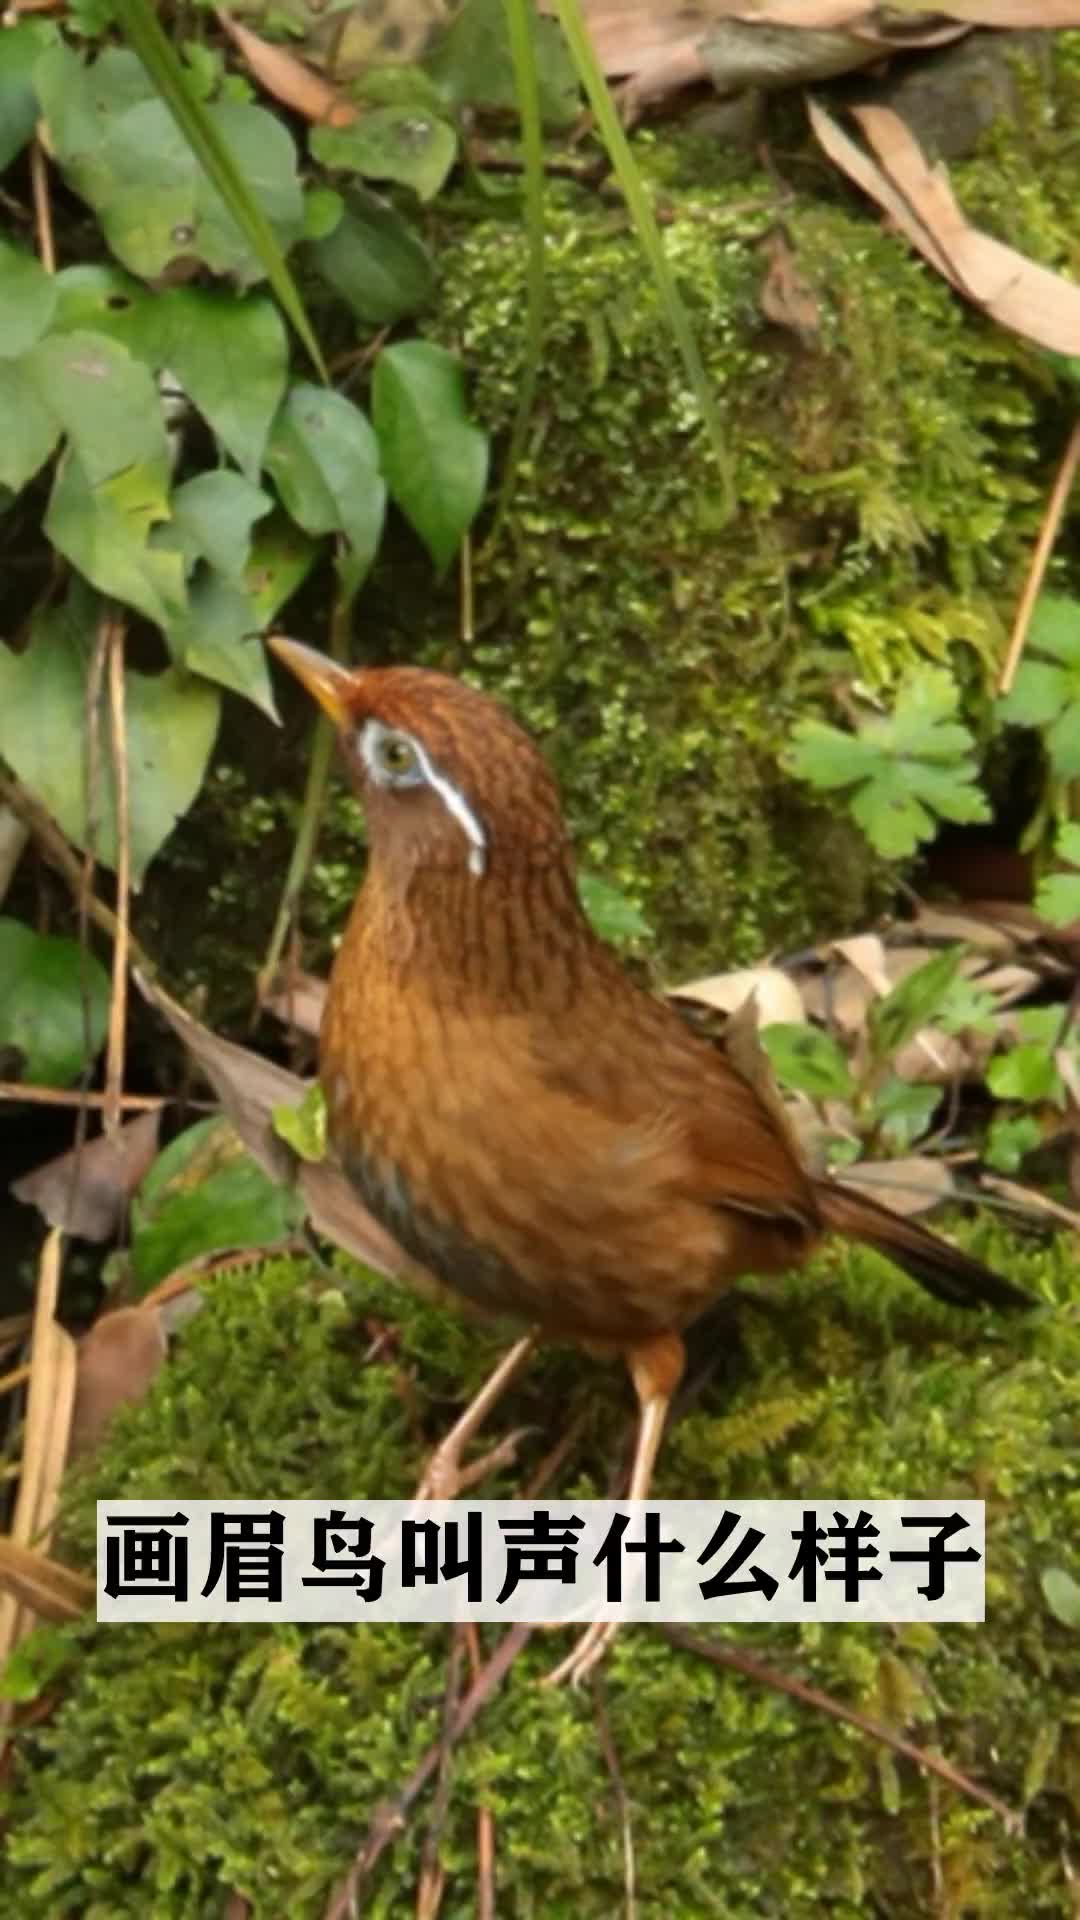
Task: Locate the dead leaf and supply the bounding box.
[134,972,455,1299]
[910,905,1017,955]
[11,1110,161,1240]
[670,965,805,1025]
[759,228,821,344]
[809,100,1080,355]
[836,1154,956,1215]
[262,966,328,1038]
[67,1307,168,1461]
[216,12,358,125]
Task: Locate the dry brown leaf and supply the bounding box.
[910,905,1017,955]
[11,1109,161,1241]
[836,1154,956,1216]
[830,934,891,996]
[134,972,451,1298]
[0,1540,94,1623]
[216,11,358,125]
[810,100,1080,355]
[759,228,821,344]
[263,966,328,1038]
[716,1,1080,24]
[67,1307,168,1461]
[670,964,805,1025]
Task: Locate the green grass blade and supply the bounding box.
[111,0,327,381]
[550,0,734,519]
[487,0,547,548]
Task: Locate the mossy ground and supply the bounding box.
[2,1220,1076,1917]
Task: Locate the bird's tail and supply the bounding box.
[813,1180,1033,1312]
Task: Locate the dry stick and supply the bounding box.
[660,1628,1020,1833]
[29,137,54,273]
[322,1624,534,1920]
[415,1629,467,1920]
[104,617,130,1142]
[997,417,1080,696]
[461,1624,496,1920]
[592,1677,637,1920]
[66,616,111,1230]
[0,1081,166,1112]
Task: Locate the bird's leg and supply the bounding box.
[414,1332,538,1500]
[542,1330,685,1688]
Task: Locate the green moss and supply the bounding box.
[2,1223,1077,1917]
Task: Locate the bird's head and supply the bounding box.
[269,638,571,884]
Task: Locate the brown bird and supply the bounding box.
[270,637,1031,1683]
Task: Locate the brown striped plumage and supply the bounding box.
[271,638,1031,1683]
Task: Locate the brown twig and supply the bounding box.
[997,417,1080,696]
[322,1624,534,1920]
[104,617,130,1141]
[592,1677,637,1920]
[660,1628,1021,1832]
[415,1629,467,1920]
[30,137,54,273]
[461,1624,496,1920]
[0,1081,166,1111]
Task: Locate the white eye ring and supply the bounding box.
[359,717,488,877]
[360,721,423,789]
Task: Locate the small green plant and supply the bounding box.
[997,592,1080,802]
[786,667,989,859]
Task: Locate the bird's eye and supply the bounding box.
[374,733,419,780]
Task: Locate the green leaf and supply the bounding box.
[0,1624,74,1704]
[244,514,321,625]
[789,670,988,859]
[0,360,61,491]
[310,189,436,328]
[425,0,580,127]
[45,450,186,630]
[1046,699,1080,780]
[166,471,273,585]
[162,570,277,717]
[997,660,1070,730]
[870,1076,941,1151]
[1041,1566,1080,1629]
[577,872,650,946]
[372,340,487,570]
[1035,869,1080,927]
[0,240,57,358]
[36,43,305,287]
[1034,822,1080,928]
[22,328,171,490]
[868,950,965,1062]
[155,290,289,480]
[0,590,221,883]
[265,383,386,596]
[0,918,110,1086]
[760,1023,854,1100]
[312,109,457,203]
[1024,592,1080,668]
[0,19,54,172]
[51,264,159,357]
[985,1044,1062,1107]
[129,1115,305,1290]
[272,1084,328,1164]
[984,1113,1041,1174]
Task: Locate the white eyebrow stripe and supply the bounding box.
[408,735,488,877]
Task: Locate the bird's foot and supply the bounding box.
[541,1621,620,1688]
[414,1426,532,1501]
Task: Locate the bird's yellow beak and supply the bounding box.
[268,635,355,727]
